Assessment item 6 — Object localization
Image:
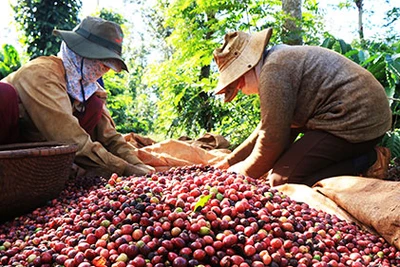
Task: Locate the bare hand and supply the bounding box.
[213,159,230,170]
[227,161,246,175]
[69,163,87,179]
[123,163,155,176]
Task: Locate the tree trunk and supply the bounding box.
[354,0,365,46]
[282,0,303,45]
[199,12,215,132]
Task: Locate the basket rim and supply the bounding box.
[0,141,78,159]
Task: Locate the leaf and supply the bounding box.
[193,194,212,212]
[381,131,400,159]
[360,53,379,67]
[321,37,335,49]
[357,50,366,63]
[0,62,11,79]
[338,39,350,54]
[344,49,359,59]
[386,55,400,81]
[174,87,187,106]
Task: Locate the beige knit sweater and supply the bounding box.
[225,45,392,178]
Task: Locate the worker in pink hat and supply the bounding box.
[213,29,392,186]
[0,17,154,177]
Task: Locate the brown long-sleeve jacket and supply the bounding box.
[225,45,392,178]
[2,56,143,175]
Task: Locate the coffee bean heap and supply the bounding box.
[0,165,399,267]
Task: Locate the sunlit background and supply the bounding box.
[0,0,397,55]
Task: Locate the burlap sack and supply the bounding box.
[314,176,400,249]
[128,139,229,172]
[178,133,231,151]
[275,184,379,236]
[124,133,231,172]
[124,133,157,148]
[275,184,359,224]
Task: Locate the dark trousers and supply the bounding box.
[73,95,104,136]
[0,82,103,145]
[0,82,19,145]
[269,130,381,187]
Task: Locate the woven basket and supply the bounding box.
[0,142,78,221]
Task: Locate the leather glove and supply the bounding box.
[123,163,155,177]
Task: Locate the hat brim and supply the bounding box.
[214,28,273,95]
[53,29,128,72]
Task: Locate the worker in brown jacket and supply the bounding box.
[0,17,154,177]
[213,28,392,186]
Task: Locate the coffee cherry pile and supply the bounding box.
[0,165,399,267]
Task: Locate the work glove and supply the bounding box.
[123,163,155,177]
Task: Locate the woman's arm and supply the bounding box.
[6,58,132,175]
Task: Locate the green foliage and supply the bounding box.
[385,6,400,43]
[12,0,82,59]
[321,37,400,129]
[385,8,399,44]
[98,9,127,25]
[8,0,398,155]
[381,130,400,159]
[0,44,21,79]
[103,63,157,135]
[97,8,156,135]
[212,93,261,149]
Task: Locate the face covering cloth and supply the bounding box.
[58,42,109,103]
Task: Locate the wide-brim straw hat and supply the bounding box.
[53,16,128,71]
[213,28,273,94]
